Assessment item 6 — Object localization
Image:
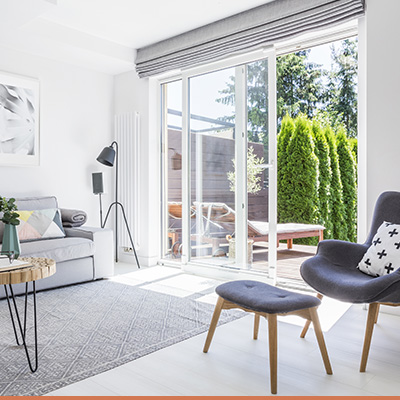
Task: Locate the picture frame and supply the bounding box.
[0,71,40,166]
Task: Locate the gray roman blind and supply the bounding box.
[135,0,364,78]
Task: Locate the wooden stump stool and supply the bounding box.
[203,280,332,394]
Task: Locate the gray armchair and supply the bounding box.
[300,191,400,372]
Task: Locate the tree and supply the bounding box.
[349,137,358,161]
[217,59,270,159]
[324,127,347,240]
[277,50,325,123]
[326,39,358,138]
[311,120,333,237]
[283,116,319,229]
[217,53,325,159]
[277,115,295,223]
[336,126,357,242]
[227,146,264,194]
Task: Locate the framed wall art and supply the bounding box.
[0,71,40,166]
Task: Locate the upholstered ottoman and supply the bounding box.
[203,280,332,394]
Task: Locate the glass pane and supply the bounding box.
[162,80,183,262]
[246,59,271,273]
[189,67,236,266]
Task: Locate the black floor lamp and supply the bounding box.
[96,141,140,268]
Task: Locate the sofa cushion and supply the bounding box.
[0,196,59,244]
[20,237,95,263]
[17,208,66,242]
[358,221,400,277]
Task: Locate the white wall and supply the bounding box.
[114,71,160,266]
[0,45,114,227]
[364,0,400,229]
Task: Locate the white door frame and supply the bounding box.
[179,48,277,282]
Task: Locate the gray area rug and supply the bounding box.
[0,277,241,396]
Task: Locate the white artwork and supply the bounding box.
[0,72,39,166]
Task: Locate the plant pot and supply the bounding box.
[2,224,20,259]
[226,235,254,263]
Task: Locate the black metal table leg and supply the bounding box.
[5,281,38,373]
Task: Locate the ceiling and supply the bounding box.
[0,0,272,74]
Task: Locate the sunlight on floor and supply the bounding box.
[110,262,351,332]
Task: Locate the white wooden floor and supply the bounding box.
[46,264,400,396]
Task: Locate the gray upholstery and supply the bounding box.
[300,191,400,304]
[20,237,95,263]
[0,196,114,299]
[0,257,94,298]
[0,196,58,243]
[216,280,321,314]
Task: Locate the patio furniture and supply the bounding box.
[300,191,400,372]
[203,280,332,394]
[194,202,325,250]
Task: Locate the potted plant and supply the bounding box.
[0,197,21,259]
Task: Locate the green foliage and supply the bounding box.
[277,51,325,124]
[227,146,264,194]
[0,197,20,226]
[336,127,357,242]
[283,116,319,228]
[326,39,358,138]
[311,120,333,238]
[217,60,269,159]
[349,137,358,161]
[324,128,347,240]
[277,115,295,223]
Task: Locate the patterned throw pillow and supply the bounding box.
[17,208,66,242]
[358,221,400,277]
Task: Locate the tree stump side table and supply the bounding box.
[0,257,56,372]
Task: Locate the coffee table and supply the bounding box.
[0,257,56,373]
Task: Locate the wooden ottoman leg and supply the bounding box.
[254,313,260,340]
[300,293,323,338]
[360,302,379,372]
[300,320,312,339]
[203,296,225,353]
[309,307,332,375]
[267,313,278,395]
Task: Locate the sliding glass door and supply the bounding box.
[162,50,277,281]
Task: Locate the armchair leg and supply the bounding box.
[300,293,323,338]
[360,302,379,372]
[374,304,380,324]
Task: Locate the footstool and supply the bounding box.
[203,280,332,394]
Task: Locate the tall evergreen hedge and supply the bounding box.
[336,127,357,242]
[311,120,333,238]
[284,116,319,228]
[276,115,357,244]
[324,127,347,240]
[277,115,295,223]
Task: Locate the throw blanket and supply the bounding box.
[60,208,87,227]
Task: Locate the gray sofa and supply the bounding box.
[0,196,114,297]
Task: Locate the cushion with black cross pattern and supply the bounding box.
[358,221,400,277]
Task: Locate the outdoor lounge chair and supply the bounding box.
[194,202,325,250]
[168,201,325,256]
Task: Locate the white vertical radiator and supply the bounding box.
[115,112,140,253]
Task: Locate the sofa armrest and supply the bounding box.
[65,226,114,279]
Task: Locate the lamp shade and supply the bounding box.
[97,146,115,167]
